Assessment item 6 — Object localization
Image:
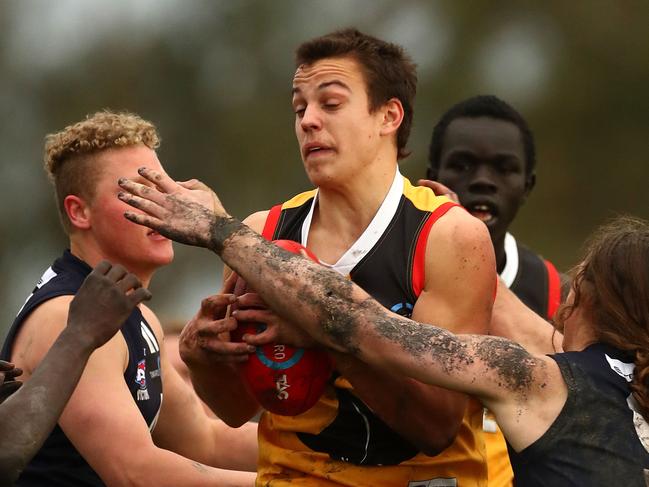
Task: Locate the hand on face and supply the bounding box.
[179,273,255,367]
[117,167,228,249]
[67,260,152,350]
[0,360,23,403]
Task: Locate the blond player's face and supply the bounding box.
[291,56,385,188]
[88,145,174,274]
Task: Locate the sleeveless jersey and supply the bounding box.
[509,343,649,486]
[483,233,564,487]
[0,250,163,487]
[257,173,488,486]
[501,233,563,321]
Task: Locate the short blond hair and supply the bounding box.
[44,110,160,233]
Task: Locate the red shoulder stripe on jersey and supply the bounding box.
[411,201,459,297]
[544,259,561,320]
[262,204,283,240]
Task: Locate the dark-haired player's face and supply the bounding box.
[434,117,532,245]
[292,57,385,188]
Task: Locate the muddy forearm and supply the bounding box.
[0,328,94,480]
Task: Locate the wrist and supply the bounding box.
[59,320,101,355]
[208,215,242,255]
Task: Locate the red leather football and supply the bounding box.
[231,239,333,416]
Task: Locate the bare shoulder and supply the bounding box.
[140,304,164,343]
[11,295,75,373]
[428,206,492,253]
[418,206,495,333]
[243,209,270,233]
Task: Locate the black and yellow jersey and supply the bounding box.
[256,171,487,486]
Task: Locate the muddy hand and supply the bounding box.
[118,167,229,249]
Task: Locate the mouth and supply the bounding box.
[302,143,334,160]
[147,230,168,241]
[466,202,498,224]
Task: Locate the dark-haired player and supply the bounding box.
[120,167,649,487]
[177,29,495,486]
[423,95,566,486]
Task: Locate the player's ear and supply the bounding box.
[379,98,404,137]
[525,172,536,194]
[520,172,536,205]
[64,195,91,230]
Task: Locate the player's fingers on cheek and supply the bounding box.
[137,167,177,193]
[118,192,166,218]
[123,211,162,230]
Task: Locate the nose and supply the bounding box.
[467,165,497,194]
[299,104,322,132]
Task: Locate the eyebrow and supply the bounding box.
[292,80,352,95]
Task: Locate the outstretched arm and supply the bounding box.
[118,168,567,450]
[0,262,151,484]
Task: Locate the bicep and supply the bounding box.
[413,208,495,334]
[58,335,157,485]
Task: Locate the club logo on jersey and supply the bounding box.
[390,301,414,318]
[135,359,150,401]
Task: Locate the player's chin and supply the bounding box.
[148,245,174,266]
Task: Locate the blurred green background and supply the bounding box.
[2,0,648,336]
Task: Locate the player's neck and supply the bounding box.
[313,163,396,242]
[69,236,154,288]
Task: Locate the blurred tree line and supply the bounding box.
[1,0,648,335]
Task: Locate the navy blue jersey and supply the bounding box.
[1,250,163,486]
[509,343,649,486]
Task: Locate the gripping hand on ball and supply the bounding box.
[118,167,229,249]
[232,293,318,349]
[179,273,255,366]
